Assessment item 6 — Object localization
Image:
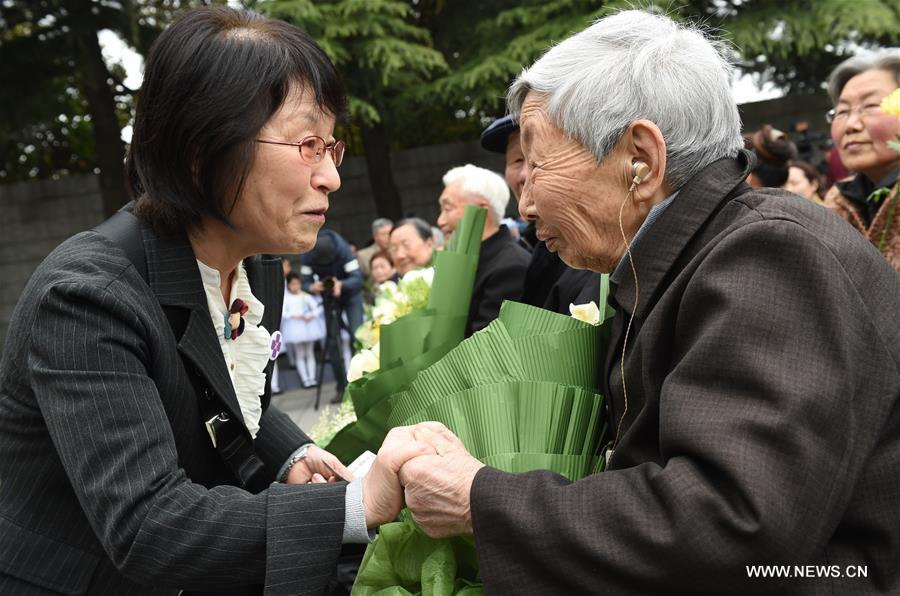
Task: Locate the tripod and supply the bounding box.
[315,280,348,410]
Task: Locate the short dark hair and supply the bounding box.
[392,217,433,242]
[370,250,393,266]
[128,6,346,232]
[285,271,301,284]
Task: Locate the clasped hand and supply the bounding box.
[363,422,484,538]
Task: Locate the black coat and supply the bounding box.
[0,218,344,595]
[466,226,531,336]
[521,241,599,315]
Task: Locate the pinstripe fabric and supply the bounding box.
[0,222,345,595]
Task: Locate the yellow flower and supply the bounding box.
[569,301,601,326]
[881,88,900,118]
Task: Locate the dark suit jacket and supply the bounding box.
[0,218,345,595]
[470,151,900,595]
[466,226,531,336]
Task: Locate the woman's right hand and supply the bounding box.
[362,426,437,528]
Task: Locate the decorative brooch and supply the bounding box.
[269,331,283,361]
[224,298,249,340]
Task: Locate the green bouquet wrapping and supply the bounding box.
[324,206,487,462]
[352,285,615,596]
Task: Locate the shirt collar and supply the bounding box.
[611,190,679,285]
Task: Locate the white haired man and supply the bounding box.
[395,9,900,595]
[437,163,531,335]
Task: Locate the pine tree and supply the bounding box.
[261,0,448,220]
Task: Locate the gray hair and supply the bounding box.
[371,217,393,235]
[827,50,900,104]
[507,10,744,190]
[442,164,510,223]
[393,217,432,242]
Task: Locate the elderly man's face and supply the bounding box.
[437,179,478,237]
[519,94,634,272]
[373,224,392,250]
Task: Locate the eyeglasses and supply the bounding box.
[825,103,885,125]
[256,136,345,167]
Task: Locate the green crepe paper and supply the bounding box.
[355,282,617,596]
[324,206,487,462]
[392,381,604,460]
[352,518,482,596]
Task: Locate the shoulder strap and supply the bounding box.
[93,209,268,493]
[94,208,148,281]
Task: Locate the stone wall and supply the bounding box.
[0,175,106,349]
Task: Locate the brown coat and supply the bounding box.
[824,179,900,271]
[470,151,900,595]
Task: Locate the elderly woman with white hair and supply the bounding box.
[437,163,531,335]
[394,10,900,595]
[822,51,900,271]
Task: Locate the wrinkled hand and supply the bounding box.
[363,425,437,528]
[399,422,485,539]
[286,445,353,484]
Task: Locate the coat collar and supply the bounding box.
[141,223,283,422]
[610,150,754,322]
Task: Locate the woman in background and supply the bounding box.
[744,124,798,188]
[784,160,825,204]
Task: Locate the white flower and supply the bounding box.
[378,280,399,295]
[347,347,380,382]
[372,300,398,325]
[569,301,601,326]
[401,267,434,287]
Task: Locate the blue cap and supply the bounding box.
[480,114,519,154]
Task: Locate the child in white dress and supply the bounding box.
[281,273,325,387]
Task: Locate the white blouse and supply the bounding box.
[197,259,271,439]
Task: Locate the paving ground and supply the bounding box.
[269,354,343,431]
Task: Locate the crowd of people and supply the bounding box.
[0,4,897,596]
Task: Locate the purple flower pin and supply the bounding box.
[269,331,283,361]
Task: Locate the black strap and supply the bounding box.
[93,209,148,281]
[94,208,268,493]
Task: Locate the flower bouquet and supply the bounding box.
[323,206,487,462]
[351,277,615,595]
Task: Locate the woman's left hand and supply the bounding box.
[286,445,354,484]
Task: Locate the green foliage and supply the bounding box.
[261,0,447,128]
[0,0,207,182]
[2,0,898,181]
[697,0,900,94]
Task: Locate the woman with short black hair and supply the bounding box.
[0,6,427,595]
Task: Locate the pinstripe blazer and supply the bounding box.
[0,218,345,595]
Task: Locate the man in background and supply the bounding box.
[437,164,530,336]
[357,217,393,280]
